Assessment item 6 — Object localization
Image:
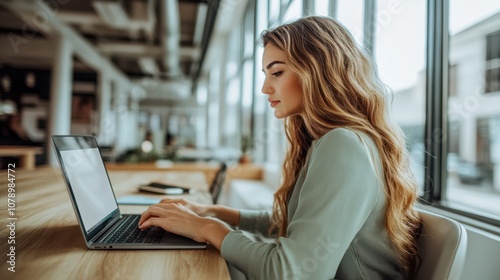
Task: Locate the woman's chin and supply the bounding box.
[274,111,286,119]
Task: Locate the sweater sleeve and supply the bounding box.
[237,209,274,237]
[220,129,382,279]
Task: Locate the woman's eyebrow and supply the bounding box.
[261,60,285,72]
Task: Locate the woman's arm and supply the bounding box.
[207,205,241,226]
[158,198,241,226]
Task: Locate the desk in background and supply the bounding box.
[105,162,264,185]
[0,166,230,279]
[0,146,43,170]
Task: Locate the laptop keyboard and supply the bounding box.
[101,215,164,244]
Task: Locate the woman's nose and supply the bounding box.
[261,79,272,95]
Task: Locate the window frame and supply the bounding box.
[423,0,500,228]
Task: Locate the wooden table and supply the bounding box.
[105,162,265,184]
[0,166,230,279]
[0,146,43,170]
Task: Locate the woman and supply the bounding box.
[139,16,421,279]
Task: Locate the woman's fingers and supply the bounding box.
[138,217,163,229]
[138,204,169,227]
[160,197,187,204]
[138,203,196,228]
[158,198,207,216]
[138,203,207,242]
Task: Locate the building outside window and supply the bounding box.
[447,1,500,218]
[485,31,500,94]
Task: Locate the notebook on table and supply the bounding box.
[52,135,206,250]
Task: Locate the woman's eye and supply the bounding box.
[271,71,282,77]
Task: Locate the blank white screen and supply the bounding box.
[60,148,118,232]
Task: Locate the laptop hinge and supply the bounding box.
[89,215,122,244]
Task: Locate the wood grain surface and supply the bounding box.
[0,166,230,280]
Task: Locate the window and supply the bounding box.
[241,3,255,138]
[222,26,242,147]
[253,0,269,162]
[374,0,427,191]
[314,0,330,17]
[269,0,281,26]
[336,0,364,46]
[486,31,500,93]
[282,0,303,23]
[241,60,254,137]
[207,68,220,148]
[447,0,500,218]
[224,77,241,147]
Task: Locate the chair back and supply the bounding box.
[209,163,227,204]
[413,209,468,280]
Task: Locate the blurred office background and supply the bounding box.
[0,0,499,228]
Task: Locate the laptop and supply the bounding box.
[52,135,207,250]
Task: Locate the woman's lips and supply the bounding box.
[270,100,280,107]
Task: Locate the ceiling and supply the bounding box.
[0,0,219,85]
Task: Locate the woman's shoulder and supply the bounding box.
[314,127,368,148]
[312,128,380,164]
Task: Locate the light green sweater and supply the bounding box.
[221,128,407,279]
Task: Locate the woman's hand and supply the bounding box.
[138,203,232,250]
[138,203,207,242]
[158,197,211,217]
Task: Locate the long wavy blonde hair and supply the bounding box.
[262,16,421,272]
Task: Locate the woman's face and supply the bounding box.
[261,43,304,119]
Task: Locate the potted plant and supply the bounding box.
[239,134,253,164]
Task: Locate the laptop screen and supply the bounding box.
[53,136,120,237]
[59,148,118,233]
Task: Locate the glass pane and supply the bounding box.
[269,0,281,25]
[226,27,241,79]
[243,3,255,58]
[255,0,267,147]
[374,0,427,192]
[485,31,500,94]
[253,47,267,162]
[282,0,303,23]
[447,0,500,218]
[224,78,241,147]
[241,60,254,136]
[314,0,330,17]
[336,0,364,46]
[256,0,269,33]
[207,66,220,148]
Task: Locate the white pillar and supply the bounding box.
[196,80,207,148]
[96,73,114,146]
[113,83,128,153]
[48,35,73,165]
[129,99,140,148]
[113,84,139,152]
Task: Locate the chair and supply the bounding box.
[413,209,468,280]
[209,163,227,204]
